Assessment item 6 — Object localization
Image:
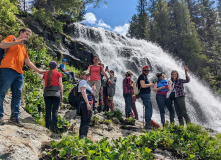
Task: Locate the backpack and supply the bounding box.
[107,77,116,97]
[0,36,16,65]
[68,83,81,109]
[133,75,146,95]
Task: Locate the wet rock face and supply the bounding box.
[24,17,96,70]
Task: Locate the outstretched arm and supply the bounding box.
[24,57,46,74]
[180,66,190,83]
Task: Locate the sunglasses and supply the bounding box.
[144,70,150,72]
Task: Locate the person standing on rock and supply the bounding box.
[43,61,63,133]
[59,59,78,84]
[107,70,117,111]
[137,65,154,129]
[123,70,134,118]
[0,28,46,126]
[153,73,174,126]
[78,70,95,139]
[87,55,111,113]
[169,66,191,125]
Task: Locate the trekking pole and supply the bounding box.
[143,105,145,128]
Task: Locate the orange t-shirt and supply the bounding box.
[0,35,28,74]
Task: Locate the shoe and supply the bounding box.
[73,79,79,84]
[94,108,98,114]
[0,117,5,125]
[144,125,152,130]
[8,118,24,127]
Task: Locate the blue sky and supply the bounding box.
[81,0,138,36]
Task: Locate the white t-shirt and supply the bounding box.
[78,80,93,93]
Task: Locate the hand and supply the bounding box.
[61,96,63,102]
[38,69,46,74]
[184,66,188,72]
[87,103,91,111]
[150,83,154,87]
[67,69,70,71]
[105,68,109,72]
[164,85,169,88]
[108,79,112,84]
[16,38,27,45]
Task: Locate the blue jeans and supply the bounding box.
[139,93,152,126]
[123,94,133,118]
[0,68,24,119]
[156,94,174,125]
[44,96,60,132]
[64,71,75,82]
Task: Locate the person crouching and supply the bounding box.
[78,70,95,139]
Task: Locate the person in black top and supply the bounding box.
[137,65,154,129]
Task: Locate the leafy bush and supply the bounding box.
[41,124,221,160]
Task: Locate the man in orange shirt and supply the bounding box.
[0,28,46,126]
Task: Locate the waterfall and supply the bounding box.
[67,23,221,131]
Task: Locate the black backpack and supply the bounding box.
[0,36,16,65]
[68,83,81,109]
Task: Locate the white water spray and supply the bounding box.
[68,23,221,131]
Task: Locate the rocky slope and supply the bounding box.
[0,94,177,160]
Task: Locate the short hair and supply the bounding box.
[18,28,32,35]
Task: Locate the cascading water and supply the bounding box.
[67,23,221,131]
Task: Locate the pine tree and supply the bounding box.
[127,14,139,38]
[151,0,171,48]
[128,0,149,39]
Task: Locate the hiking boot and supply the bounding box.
[73,79,78,84]
[0,117,5,125]
[144,125,152,130]
[8,118,24,127]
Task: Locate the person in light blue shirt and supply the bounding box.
[59,59,78,83]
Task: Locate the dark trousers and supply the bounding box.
[79,102,92,139]
[123,93,133,118]
[156,94,174,125]
[139,93,152,127]
[44,96,60,132]
[174,96,191,125]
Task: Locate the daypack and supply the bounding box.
[133,75,147,95]
[68,83,81,109]
[107,77,116,97]
[0,36,16,65]
[133,80,140,95]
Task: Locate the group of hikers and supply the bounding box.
[0,28,191,139]
[123,65,191,130]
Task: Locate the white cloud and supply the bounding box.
[97,20,111,29]
[81,12,97,25]
[113,23,130,36]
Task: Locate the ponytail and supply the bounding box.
[47,70,53,87]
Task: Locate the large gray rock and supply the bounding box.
[0,95,51,160]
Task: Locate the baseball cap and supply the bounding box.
[82,70,91,76]
[142,65,150,70]
[49,61,58,68]
[62,59,68,62]
[110,70,114,73]
[156,72,163,78]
